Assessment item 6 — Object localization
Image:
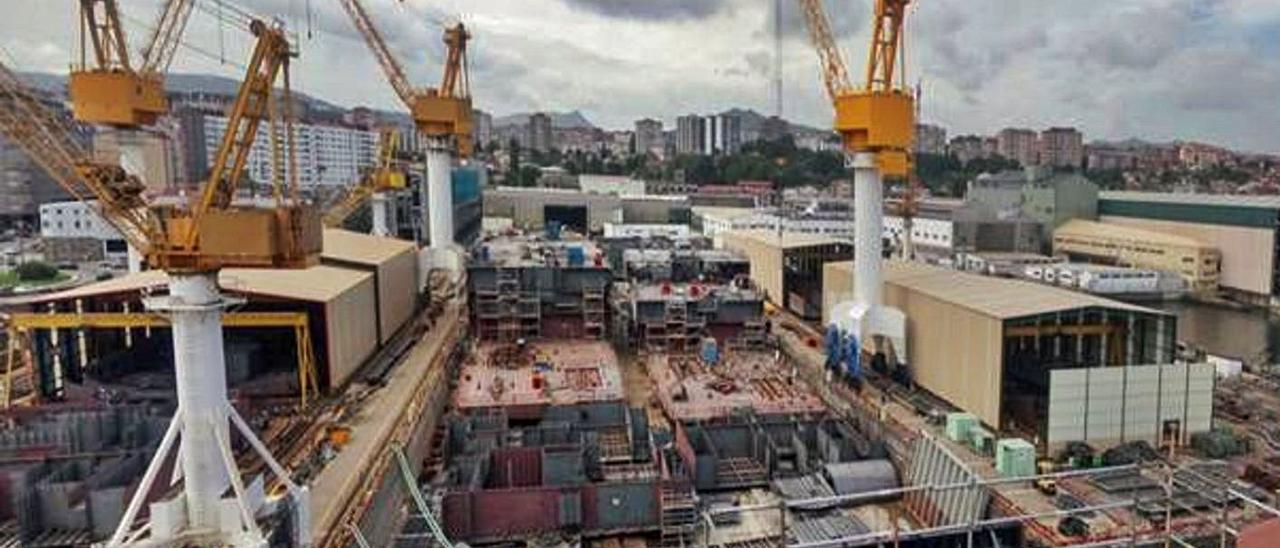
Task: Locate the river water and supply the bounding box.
[1146,300,1280,363]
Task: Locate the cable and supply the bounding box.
[118,12,247,72]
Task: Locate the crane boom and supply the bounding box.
[336,0,474,157]
[865,0,910,92]
[139,0,196,74]
[335,0,420,107]
[78,0,133,71]
[324,128,407,228]
[0,60,159,252]
[797,0,854,104]
[439,24,470,101]
[797,0,914,176]
[189,19,295,230]
[5,18,319,273]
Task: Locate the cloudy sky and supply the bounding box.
[3,0,1278,152]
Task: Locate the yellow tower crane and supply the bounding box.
[336,0,473,156]
[68,0,196,127]
[336,0,473,256]
[0,18,315,547]
[324,127,409,233]
[798,0,914,176]
[799,0,914,369]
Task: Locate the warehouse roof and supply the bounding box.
[692,206,759,221]
[830,261,1162,319]
[35,265,372,304]
[321,229,416,266]
[1055,219,1210,248]
[722,229,848,250]
[1101,191,1280,210]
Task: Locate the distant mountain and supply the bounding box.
[493,110,597,130]
[18,71,345,112]
[718,107,826,135]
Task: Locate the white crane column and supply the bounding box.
[163,272,233,530]
[830,151,907,366]
[371,191,393,237]
[425,136,453,250]
[852,152,883,310]
[109,271,308,547]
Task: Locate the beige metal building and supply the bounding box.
[26,230,420,393]
[483,187,621,233]
[719,230,853,320]
[1053,219,1221,292]
[35,266,379,392]
[321,229,419,344]
[1099,191,1280,304]
[823,261,1175,439]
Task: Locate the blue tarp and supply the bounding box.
[451,166,483,204]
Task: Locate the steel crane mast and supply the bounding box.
[336,0,474,157]
[798,0,913,176]
[1,18,317,546]
[325,127,408,230]
[69,0,196,127]
[799,0,914,372]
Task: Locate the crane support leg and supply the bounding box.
[830,152,907,366]
[108,272,305,547]
[371,191,394,237]
[424,136,458,270]
[853,152,883,310]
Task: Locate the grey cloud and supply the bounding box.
[558,0,729,21]
[1070,3,1194,70]
[1167,47,1279,111]
[753,0,867,44]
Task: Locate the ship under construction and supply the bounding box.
[0,0,1277,547]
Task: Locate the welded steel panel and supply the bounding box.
[1086,368,1125,441]
[1122,365,1161,442]
[1047,369,1087,443]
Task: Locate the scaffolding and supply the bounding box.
[660,483,699,547]
[642,298,703,355]
[696,460,1280,548]
[475,268,540,342]
[583,284,606,340]
[2,311,321,406]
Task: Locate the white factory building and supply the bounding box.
[695,206,958,258]
[198,115,380,188]
[38,200,129,264]
[883,216,955,257]
[692,207,856,242]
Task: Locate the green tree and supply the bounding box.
[506,138,522,185]
[15,261,59,281]
[517,165,542,187]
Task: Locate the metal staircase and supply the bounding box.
[659,484,698,547]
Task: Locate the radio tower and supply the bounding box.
[773,0,783,117]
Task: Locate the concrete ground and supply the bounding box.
[618,351,667,430]
[307,299,462,545]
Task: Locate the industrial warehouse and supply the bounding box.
[0,0,1277,547]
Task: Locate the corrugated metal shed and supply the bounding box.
[314,269,379,388]
[220,266,371,302]
[722,229,846,250]
[38,266,374,304]
[1101,191,1280,210]
[1056,219,1208,248]
[27,265,380,391]
[823,260,1169,428]
[321,228,416,266]
[825,260,1159,321]
[321,229,419,344]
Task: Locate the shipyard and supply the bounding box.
[1,0,1279,547]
